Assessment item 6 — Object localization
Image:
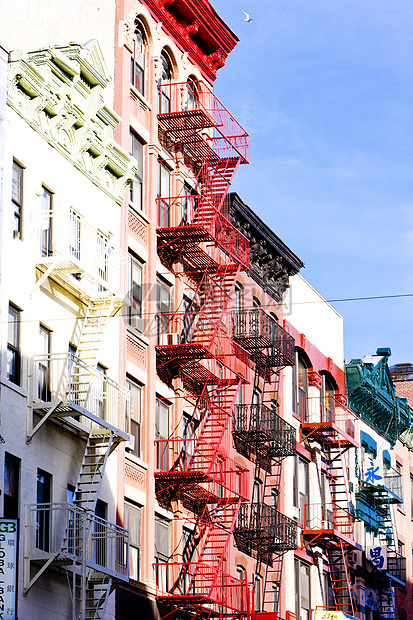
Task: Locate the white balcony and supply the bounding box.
[29,352,129,440]
[35,209,129,305]
[25,503,129,587]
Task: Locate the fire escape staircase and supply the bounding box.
[231,310,298,614]
[26,216,130,619]
[357,466,405,620]
[154,81,251,619]
[301,397,359,618]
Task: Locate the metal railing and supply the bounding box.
[26,503,129,579]
[157,81,249,163]
[231,310,295,364]
[387,550,406,583]
[235,503,297,553]
[36,209,129,300]
[233,403,296,457]
[303,396,357,438]
[154,437,249,500]
[303,503,354,540]
[154,560,249,612]
[31,352,129,434]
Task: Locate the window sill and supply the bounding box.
[127,327,149,347]
[125,453,148,471]
[1,377,27,398]
[130,85,152,112]
[129,203,151,225]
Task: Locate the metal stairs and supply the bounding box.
[74,429,117,512]
[326,542,356,616]
[76,294,116,366]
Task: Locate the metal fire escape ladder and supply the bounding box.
[155,81,250,620]
[377,497,398,620]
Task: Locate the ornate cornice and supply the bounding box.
[230,193,304,302]
[7,41,136,205]
[139,0,238,82]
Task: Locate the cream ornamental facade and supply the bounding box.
[0,42,134,620]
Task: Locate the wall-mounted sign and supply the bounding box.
[313,610,359,620]
[0,519,18,620]
[362,456,383,485]
[367,544,387,570]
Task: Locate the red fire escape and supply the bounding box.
[154,80,252,619]
[301,395,360,618]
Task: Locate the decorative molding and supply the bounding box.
[8,42,136,205]
[308,370,323,390]
[230,193,304,302]
[300,334,306,349]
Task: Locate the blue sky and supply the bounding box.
[211,0,413,365]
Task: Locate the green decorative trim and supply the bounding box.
[7,41,136,205]
[346,349,411,446]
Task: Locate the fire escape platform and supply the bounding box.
[32,400,129,441]
[301,421,358,449]
[301,529,359,550]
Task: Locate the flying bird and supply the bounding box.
[243,11,254,22]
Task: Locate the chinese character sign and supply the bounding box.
[0,520,18,620]
[363,457,383,485]
[367,545,387,570]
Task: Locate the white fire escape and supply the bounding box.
[25,208,130,619]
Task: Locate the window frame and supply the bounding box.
[155,398,170,471]
[128,254,144,332]
[4,453,20,519]
[12,160,23,238]
[40,185,53,257]
[157,160,171,227]
[126,377,142,458]
[129,132,144,211]
[131,23,146,96]
[124,500,142,582]
[7,303,21,386]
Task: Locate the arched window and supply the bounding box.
[186,77,199,111]
[158,51,172,113]
[293,351,308,420]
[131,23,146,96]
[321,373,336,423]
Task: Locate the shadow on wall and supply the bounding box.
[116,582,160,620]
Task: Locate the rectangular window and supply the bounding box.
[38,325,51,401]
[130,133,144,211]
[94,499,107,567]
[128,256,143,332]
[127,378,142,458]
[295,559,310,620]
[7,304,21,385]
[157,160,171,227]
[124,501,142,581]
[69,210,81,260]
[36,469,52,551]
[12,161,23,238]
[157,278,171,344]
[156,399,169,471]
[4,453,20,518]
[40,186,53,256]
[294,457,309,524]
[154,517,170,591]
[182,527,197,592]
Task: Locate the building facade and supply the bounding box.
[0,41,134,619]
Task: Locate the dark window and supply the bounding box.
[40,186,53,256]
[94,499,107,567]
[321,374,335,422]
[36,469,52,551]
[124,501,141,581]
[131,24,146,95]
[130,132,144,211]
[38,325,51,401]
[12,161,23,238]
[158,52,172,114]
[182,184,197,225]
[7,304,20,385]
[155,399,169,471]
[182,413,196,469]
[182,527,197,592]
[157,278,171,344]
[185,78,199,111]
[126,379,142,458]
[154,517,170,590]
[157,160,171,227]
[4,453,20,518]
[293,353,308,419]
[96,364,107,420]
[128,255,143,332]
